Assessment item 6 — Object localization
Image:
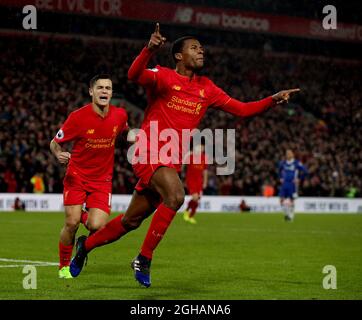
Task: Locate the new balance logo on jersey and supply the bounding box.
[172,85,181,91]
[87,129,95,134]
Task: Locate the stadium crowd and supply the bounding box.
[0,35,361,197]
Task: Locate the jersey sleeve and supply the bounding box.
[53,112,80,145]
[128,47,158,88]
[297,161,308,178]
[208,80,275,117]
[207,81,232,109]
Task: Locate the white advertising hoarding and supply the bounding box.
[1,193,361,214]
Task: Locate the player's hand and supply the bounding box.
[148,23,166,52]
[272,88,300,105]
[56,152,71,165]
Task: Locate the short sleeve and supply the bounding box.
[53,112,80,144]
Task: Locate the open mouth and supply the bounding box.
[99,96,108,102]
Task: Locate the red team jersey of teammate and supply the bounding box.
[129,47,275,188]
[54,104,128,212]
[185,152,208,195]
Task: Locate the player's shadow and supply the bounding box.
[86,264,209,300]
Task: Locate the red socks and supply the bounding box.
[84,214,127,252]
[59,242,73,269]
[140,204,176,260]
[78,204,177,260]
[187,200,199,218]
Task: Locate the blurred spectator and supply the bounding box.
[30,173,45,194]
[262,183,275,197]
[240,200,251,212]
[12,197,25,211]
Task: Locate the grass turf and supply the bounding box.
[0,212,361,300]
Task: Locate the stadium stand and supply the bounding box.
[0,32,360,197]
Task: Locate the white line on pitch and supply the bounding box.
[0,264,58,268]
[0,258,58,265]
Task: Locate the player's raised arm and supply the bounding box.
[148,23,167,52]
[128,23,166,85]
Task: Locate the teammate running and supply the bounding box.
[50,74,128,278]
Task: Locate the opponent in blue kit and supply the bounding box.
[278,149,308,221]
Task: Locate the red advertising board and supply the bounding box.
[2,0,362,43]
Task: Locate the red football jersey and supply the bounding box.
[129,47,274,172]
[185,152,208,189]
[54,104,128,182]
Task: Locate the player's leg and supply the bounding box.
[85,189,113,234]
[289,183,297,221]
[280,196,287,220]
[59,173,87,278]
[285,183,295,221]
[86,189,158,251]
[279,185,290,220]
[86,208,108,234]
[80,207,89,230]
[188,193,200,224]
[183,185,199,222]
[59,204,82,278]
[289,199,295,221]
[183,191,192,222]
[70,189,157,277]
[132,167,184,287]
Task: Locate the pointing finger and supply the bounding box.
[287,88,300,93]
[155,23,160,34]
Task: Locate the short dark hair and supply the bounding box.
[171,36,199,63]
[89,74,112,87]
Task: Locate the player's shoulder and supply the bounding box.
[68,104,92,119]
[147,64,167,74]
[110,104,126,114]
[197,76,220,93]
[199,74,215,85]
[110,105,128,129]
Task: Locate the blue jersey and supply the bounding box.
[278,159,307,199]
[278,159,307,184]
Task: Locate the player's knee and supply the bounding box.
[164,189,185,211]
[121,215,142,231]
[87,220,106,233]
[64,219,79,234]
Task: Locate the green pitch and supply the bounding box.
[0,212,361,300]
